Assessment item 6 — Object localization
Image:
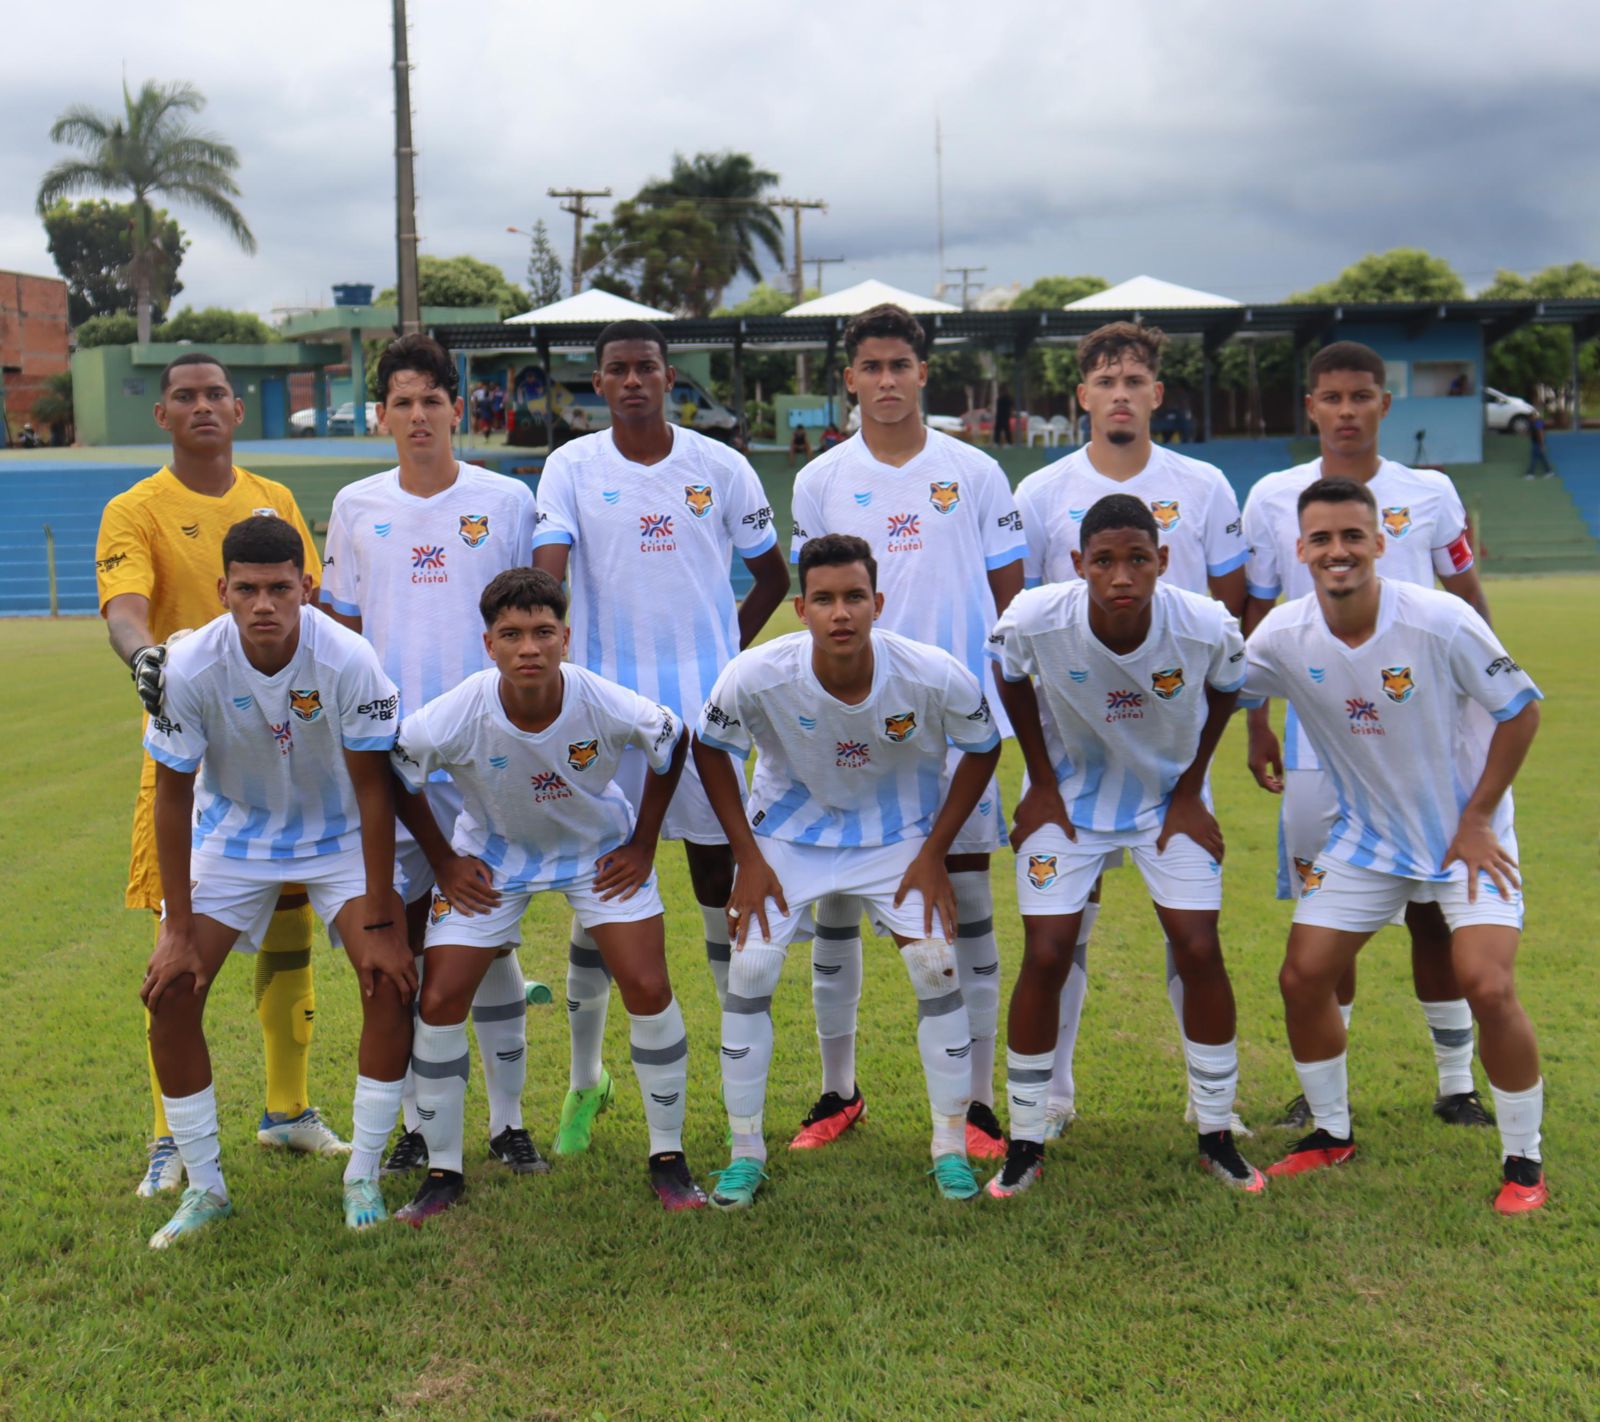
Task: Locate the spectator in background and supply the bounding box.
[1524,409,1554,479]
[993,388,1014,446]
[19,422,40,448]
[789,421,812,465]
[490,383,506,432]
[820,422,842,451]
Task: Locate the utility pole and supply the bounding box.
[945,264,987,310]
[934,111,946,299]
[769,196,827,392]
[392,0,421,336]
[548,186,612,296]
[808,256,845,294]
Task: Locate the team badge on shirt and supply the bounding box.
[428,890,452,925]
[1151,668,1185,701]
[1026,854,1059,890]
[459,514,491,547]
[684,485,714,518]
[929,481,961,515]
[1381,507,1413,539]
[251,506,278,518]
[1150,500,1181,531]
[289,688,323,722]
[1380,666,1416,703]
[567,739,599,771]
[883,711,918,742]
[835,740,870,768]
[1293,858,1326,897]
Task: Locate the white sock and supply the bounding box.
[900,938,973,1152]
[950,871,999,1107]
[1420,999,1475,1096]
[1164,940,1185,1032]
[811,893,862,1099]
[1339,1001,1354,1030]
[1491,1078,1543,1163]
[473,951,527,1138]
[931,1112,966,1159]
[723,942,786,1163]
[1050,902,1097,1111]
[409,1019,469,1174]
[400,951,425,1132]
[1292,1052,1351,1139]
[629,997,689,1157]
[566,920,611,1091]
[1006,1048,1056,1145]
[701,905,731,1008]
[1183,1036,1240,1133]
[346,1074,405,1183]
[163,1084,225,1200]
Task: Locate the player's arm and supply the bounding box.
[986,560,1024,618]
[898,740,1001,941]
[737,546,791,649]
[1439,565,1492,626]
[141,762,206,1011]
[993,663,1075,848]
[320,605,362,633]
[595,723,688,902]
[395,777,500,916]
[1443,701,1538,901]
[344,748,415,1000]
[1207,566,1246,618]
[105,591,180,717]
[1156,682,1237,861]
[692,733,786,946]
[1241,593,1283,793]
[532,543,569,584]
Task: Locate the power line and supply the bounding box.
[392,0,420,334]
[945,264,987,310]
[808,256,845,294]
[547,186,612,297]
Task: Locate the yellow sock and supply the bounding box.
[146,1015,170,1138]
[255,902,316,1118]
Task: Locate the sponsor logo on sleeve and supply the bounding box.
[967,695,993,723]
[1225,517,1242,536]
[792,521,810,541]
[742,505,773,532]
[358,694,399,721]
[1484,655,1522,677]
[150,713,182,736]
[393,741,420,768]
[703,702,737,731]
[997,510,1023,532]
[96,552,128,573]
[652,709,677,753]
[289,689,323,722]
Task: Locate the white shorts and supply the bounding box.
[1292,839,1524,935]
[1014,825,1222,917]
[946,744,1005,855]
[616,742,742,846]
[396,780,465,905]
[739,837,936,948]
[180,846,371,953]
[422,869,665,949]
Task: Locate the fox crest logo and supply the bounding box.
[929,481,961,515]
[458,514,490,547]
[1381,666,1415,703]
[1381,506,1412,539]
[684,485,714,518]
[1151,667,1185,701]
[428,891,452,925]
[566,739,599,771]
[288,688,323,722]
[883,711,917,743]
[1026,854,1059,890]
[1293,858,1326,897]
[1150,500,1181,531]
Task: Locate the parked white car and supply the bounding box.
[290,402,381,436]
[1484,387,1536,434]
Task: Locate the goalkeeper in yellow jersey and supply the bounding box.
[95,352,348,1196]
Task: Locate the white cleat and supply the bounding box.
[1042,1103,1077,1140]
[136,1136,184,1197]
[257,1106,351,1156]
[1184,1099,1253,1138]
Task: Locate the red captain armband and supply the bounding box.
[1445,530,1474,572]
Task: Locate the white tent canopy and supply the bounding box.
[1064,275,1240,310]
[785,278,961,318]
[505,288,670,325]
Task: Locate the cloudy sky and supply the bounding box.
[3,0,1597,318]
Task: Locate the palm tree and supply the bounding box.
[637,151,784,310]
[36,80,256,343]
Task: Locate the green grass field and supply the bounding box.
[4,579,1598,1420]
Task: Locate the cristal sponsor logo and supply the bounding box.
[601,490,620,505]
[797,714,817,731]
[96,552,128,572]
[232,694,255,710]
[289,688,323,722]
[1309,666,1326,683]
[530,771,573,802]
[358,694,398,721]
[1105,688,1144,723]
[885,512,922,551]
[835,739,870,768]
[374,521,392,538]
[458,514,490,547]
[1380,667,1415,704]
[929,481,960,514]
[852,491,872,507]
[488,754,509,769]
[1485,655,1522,677]
[180,522,200,539]
[411,545,448,584]
[271,720,293,754]
[1381,506,1412,539]
[1151,667,1185,701]
[1345,697,1384,734]
[639,513,676,552]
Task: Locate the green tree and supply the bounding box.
[1480,262,1600,402]
[1012,274,1109,310]
[1290,248,1466,303]
[73,312,139,347]
[524,220,565,307]
[159,305,277,344]
[708,283,819,405]
[31,370,74,441]
[379,254,529,320]
[36,80,255,344]
[583,200,734,317]
[41,198,188,326]
[714,281,811,317]
[637,151,784,310]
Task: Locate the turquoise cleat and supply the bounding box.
[149,1186,233,1249]
[929,1153,982,1201]
[343,1177,388,1230]
[708,1157,768,1210]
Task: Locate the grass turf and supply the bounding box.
[2,577,1597,1420]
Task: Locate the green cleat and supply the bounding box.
[149,1186,233,1249]
[928,1152,982,1201]
[343,1177,388,1230]
[709,1156,768,1210]
[554,1070,614,1155]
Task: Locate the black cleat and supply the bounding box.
[488,1127,552,1175]
[966,1099,1007,1161]
[381,1129,429,1175]
[985,1138,1045,1198]
[1197,1130,1267,1192]
[1432,1090,1495,1127]
[648,1151,708,1211]
[1275,1093,1313,1131]
[395,1169,464,1225]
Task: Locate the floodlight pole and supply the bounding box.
[549,187,613,297]
[392,0,421,336]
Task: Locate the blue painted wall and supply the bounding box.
[1333,321,1484,464]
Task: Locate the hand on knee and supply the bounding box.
[727,941,786,1005]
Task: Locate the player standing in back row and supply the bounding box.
[1012,321,1248,1137]
[788,303,1027,1160]
[533,320,791,1153]
[321,334,543,1177]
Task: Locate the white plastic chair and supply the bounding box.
[1025,415,1054,447]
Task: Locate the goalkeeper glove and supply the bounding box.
[131,644,167,717]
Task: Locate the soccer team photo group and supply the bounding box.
[98,306,1552,1251]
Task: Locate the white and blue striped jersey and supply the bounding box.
[697,629,999,848]
[988,581,1246,835]
[391,665,680,892]
[532,426,778,718]
[322,463,538,717]
[789,430,1026,734]
[1015,444,1247,593]
[145,608,399,861]
[1241,458,1474,772]
[1242,580,1539,882]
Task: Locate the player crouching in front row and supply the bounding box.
[987,494,1265,1198]
[692,534,1002,1207]
[142,516,416,1247]
[390,568,707,1218]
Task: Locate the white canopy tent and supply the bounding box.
[1064,275,1241,311]
[505,288,670,324]
[784,279,961,318]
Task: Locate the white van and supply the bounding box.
[1484,387,1537,434]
